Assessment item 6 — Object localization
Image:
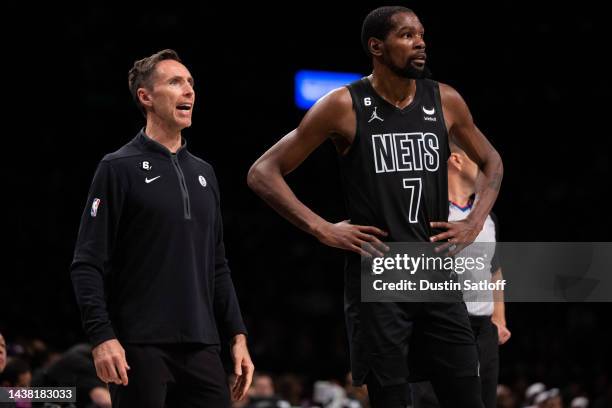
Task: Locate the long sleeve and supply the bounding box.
[210,172,247,339]
[70,160,125,347]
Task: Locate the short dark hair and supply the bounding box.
[361,6,414,56]
[128,49,182,117]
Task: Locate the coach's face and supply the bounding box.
[140,59,195,130]
[381,12,428,78]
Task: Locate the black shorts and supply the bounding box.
[346,271,479,386]
[411,316,500,408]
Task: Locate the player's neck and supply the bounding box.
[448,177,475,207]
[145,117,182,153]
[369,67,416,109]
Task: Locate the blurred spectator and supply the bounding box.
[312,380,361,408]
[276,374,304,406]
[0,357,31,408]
[24,338,59,373]
[0,331,16,408]
[252,373,275,398]
[3,332,612,408]
[545,389,562,408]
[524,382,546,407]
[570,396,589,408]
[0,333,6,374]
[496,384,518,408]
[0,358,31,387]
[533,388,561,408]
[244,372,290,408]
[31,343,110,408]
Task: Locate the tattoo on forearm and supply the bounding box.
[488,172,502,191]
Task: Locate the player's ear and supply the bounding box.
[368,38,384,57]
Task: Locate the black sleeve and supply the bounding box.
[210,170,247,339]
[490,212,501,273]
[70,160,125,347]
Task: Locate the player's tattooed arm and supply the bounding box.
[487,170,503,191]
[430,83,503,251]
[443,83,502,221]
[248,87,388,257]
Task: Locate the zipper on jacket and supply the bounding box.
[171,154,191,220]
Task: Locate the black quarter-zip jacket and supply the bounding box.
[70,130,246,347]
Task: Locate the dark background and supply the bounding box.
[3,1,611,400]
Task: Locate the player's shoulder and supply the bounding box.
[298,86,354,133]
[315,86,353,111]
[437,81,464,105]
[437,82,471,123]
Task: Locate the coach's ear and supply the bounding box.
[137,87,153,110]
[368,38,384,57]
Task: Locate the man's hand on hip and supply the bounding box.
[92,339,130,385]
[430,219,484,256]
[314,220,389,257]
[230,334,254,401]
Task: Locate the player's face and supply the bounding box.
[142,59,195,130]
[383,12,429,79]
[0,334,6,373]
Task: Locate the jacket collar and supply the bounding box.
[135,128,188,158]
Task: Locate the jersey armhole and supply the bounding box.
[342,82,362,158]
[431,80,451,160]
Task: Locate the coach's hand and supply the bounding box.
[231,334,254,401]
[92,339,130,386]
[315,220,389,257]
[492,320,511,345]
[429,218,483,256]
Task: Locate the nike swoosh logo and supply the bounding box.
[422,106,435,115]
[145,176,161,184]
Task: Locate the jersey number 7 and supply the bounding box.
[402,178,422,223]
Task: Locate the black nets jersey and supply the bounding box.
[340,77,451,244]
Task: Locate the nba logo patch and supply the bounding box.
[91,198,101,217]
[198,175,207,187]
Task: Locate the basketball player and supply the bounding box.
[71,49,253,407]
[411,143,510,408]
[248,7,502,408]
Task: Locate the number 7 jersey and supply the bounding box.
[340,77,450,242]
